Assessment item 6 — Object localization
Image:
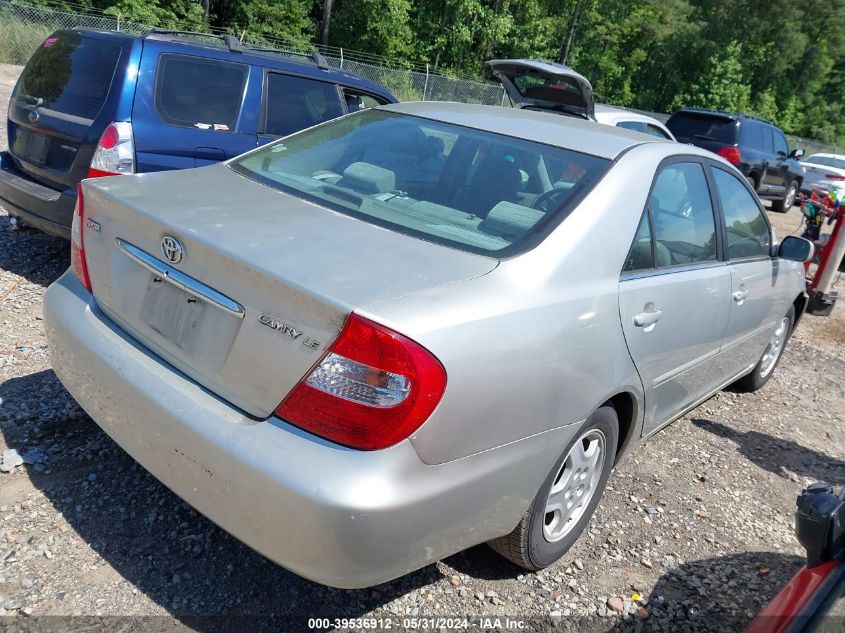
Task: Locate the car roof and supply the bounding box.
[70,28,394,99]
[802,153,845,160]
[672,108,778,127]
[379,101,664,159]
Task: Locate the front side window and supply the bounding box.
[155,54,247,131]
[649,162,718,267]
[264,74,344,137]
[231,110,610,256]
[712,168,771,259]
[772,129,789,156]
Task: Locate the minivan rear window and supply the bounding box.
[667,113,737,144]
[230,110,610,257]
[13,32,121,122]
[155,54,247,131]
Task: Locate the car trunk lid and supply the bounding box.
[80,164,497,418]
[487,59,594,120]
[7,30,125,190]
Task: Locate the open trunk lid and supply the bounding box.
[487,59,594,120]
[80,164,497,418]
[7,30,126,190]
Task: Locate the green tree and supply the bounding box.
[672,40,750,112]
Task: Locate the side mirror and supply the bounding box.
[778,235,814,262]
[790,148,805,159]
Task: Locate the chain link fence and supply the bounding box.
[0,0,507,104]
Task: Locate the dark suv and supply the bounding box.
[0,28,396,238]
[666,109,805,212]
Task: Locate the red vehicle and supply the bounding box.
[746,483,845,633]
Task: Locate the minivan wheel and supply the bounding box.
[735,306,795,392]
[488,406,618,570]
[772,180,797,213]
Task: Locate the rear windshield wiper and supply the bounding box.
[692,134,716,141]
[15,94,44,109]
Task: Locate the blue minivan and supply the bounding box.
[0,28,396,238]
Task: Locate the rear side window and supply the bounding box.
[342,88,387,113]
[264,74,344,137]
[712,168,771,259]
[622,211,655,273]
[13,32,121,122]
[650,162,718,267]
[645,124,671,139]
[667,114,737,144]
[740,121,764,150]
[155,54,247,131]
[618,121,644,132]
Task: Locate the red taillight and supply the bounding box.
[70,184,92,292]
[717,147,741,165]
[825,174,845,181]
[88,122,135,178]
[276,314,447,450]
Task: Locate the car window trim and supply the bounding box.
[153,52,249,133]
[619,155,725,280]
[707,161,774,262]
[258,68,347,137]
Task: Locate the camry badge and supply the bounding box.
[161,235,184,264]
[258,314,302,339]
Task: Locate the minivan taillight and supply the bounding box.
[276,314,447,450]
[70,184,92,292]
[88,122,135,178]
[825,174,845,181]
[717,147,741,165]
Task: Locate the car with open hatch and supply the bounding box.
[45,101,813,588]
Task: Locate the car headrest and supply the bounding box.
[480,201,545,240]
[338,162,396,195]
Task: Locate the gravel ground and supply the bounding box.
[1,132,844,632]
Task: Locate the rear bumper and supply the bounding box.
[0,152,74,239]
[44,271,571,588]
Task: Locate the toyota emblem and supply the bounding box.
[161,235,184,264]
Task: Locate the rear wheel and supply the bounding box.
[735,306,794,392]
[488,406,618,570]
[772,180,797,213]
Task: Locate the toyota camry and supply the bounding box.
[44,102,812,588]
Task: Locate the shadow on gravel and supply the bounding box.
[692,419,845,485]
[0,369,437,631]
[608,551,804,632]
[0,213,69,289]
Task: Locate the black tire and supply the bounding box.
[488,405,618,570]
[772,180,798,213]
[735,305,795,392]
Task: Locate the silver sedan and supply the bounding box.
[44,102,812,588]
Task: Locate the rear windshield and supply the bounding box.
[13,32,121,122]
[666,113,737,144]
[230,110,610,257]
[805,155,845,170]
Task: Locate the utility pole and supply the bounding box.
[321,0,333,48]
[560,0,583,65]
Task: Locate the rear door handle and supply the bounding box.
[634,307,663,328]
[733,290,749,303]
